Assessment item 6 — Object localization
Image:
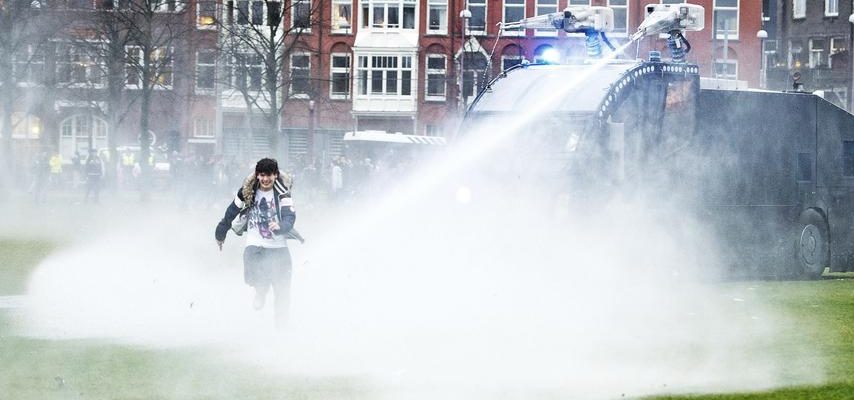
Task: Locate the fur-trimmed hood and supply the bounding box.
[240,172,293,209]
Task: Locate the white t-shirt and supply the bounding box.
[245,189,287,248]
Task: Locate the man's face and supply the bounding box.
[257,172,278,190]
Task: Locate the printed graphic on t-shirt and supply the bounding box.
[249,195,278,239]
[245,189,287,248]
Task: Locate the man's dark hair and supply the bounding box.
[255,158,279,175]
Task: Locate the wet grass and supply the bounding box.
[2,240,853,399]
[646,279,854,400]
[0,316,373,400]
[0,239,58,295]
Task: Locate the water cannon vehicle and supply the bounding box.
[462,5,854,279]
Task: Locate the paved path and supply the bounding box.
[0,295,26,309]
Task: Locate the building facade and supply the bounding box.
[2,0,763,175]
[765,0,852,111]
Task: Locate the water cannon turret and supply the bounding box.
[501,6,615,59]
[501,6,614,33]
[631,4,704,41]
[631,4,703,63]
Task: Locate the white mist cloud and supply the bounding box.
[17,88,824,398]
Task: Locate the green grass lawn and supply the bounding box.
[0,239,58,295]
[645,278,854,400]
[2,240,853,399]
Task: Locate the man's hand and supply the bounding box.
[216,240,224,251]
[269,221,280,231]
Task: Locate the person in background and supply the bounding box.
[48,151,63,189]
[215,158,296,327]
[84,149,104,203]
[29,151,50,203]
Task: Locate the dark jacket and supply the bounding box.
[215,173,296,242]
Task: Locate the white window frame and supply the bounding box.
[330,53,351,99]
[809,38,826,68]
[11,113,42,139]
[502,0,525,37]
[425,54,446,101]
[607,0,628,36]
[196,0,217,29]
[228,52,264,92]
[153,0,185,13]
[355,54,414,98]
[56,43,105,88]
[793,0,805,19]
[292,0,312,32]
[714,0,738,40]
[290,53,311,98]
[195,50,216,94]
[467,0,487,36]
[713,58,738,79]
[231,0,281,26]
[427,0,448,35]
[193,118,215,138]
[331,0,353,33]
[788,40,804,69]
[359,0,417,30]
[13,45,45,86]
[534,0,558,37]
[825,0,838,17]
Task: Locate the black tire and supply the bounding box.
[796,209,828,280]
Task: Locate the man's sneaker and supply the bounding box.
[253,290,266,310]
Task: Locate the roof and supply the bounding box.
[343,131,447,145]
[471,60,641,115]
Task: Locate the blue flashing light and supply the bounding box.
[541,48,561,64]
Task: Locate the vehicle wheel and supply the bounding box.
[796,210,828,280]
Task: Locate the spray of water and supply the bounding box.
[15,40,824,399]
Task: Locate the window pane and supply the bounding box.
[293,55,309,68]
[427,57,444,69]
[403,5,415,28]
[388,6,399,27]
[332,72,350,95]
[332,55,349,68]
[332,3,352,29]
[371,70,383,93]
[716,0,737,7]
[237,0,249,24]
[268,1,282,26]
[401,70,411,95]
[359,70,367,94]
[386,70,397,93]
[251,1,263,24]
[505,7,523,22]
[470,6,485,30]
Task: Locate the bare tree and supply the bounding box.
[0,0,55,189]
[214,0,321,157]
[60,0,192,198]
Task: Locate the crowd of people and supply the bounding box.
[21,145,427,207]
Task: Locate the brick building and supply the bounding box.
[2,0,762,173]
[764,0,852,110]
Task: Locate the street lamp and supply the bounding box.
[757,29,768,89]
[459,9,471,112]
